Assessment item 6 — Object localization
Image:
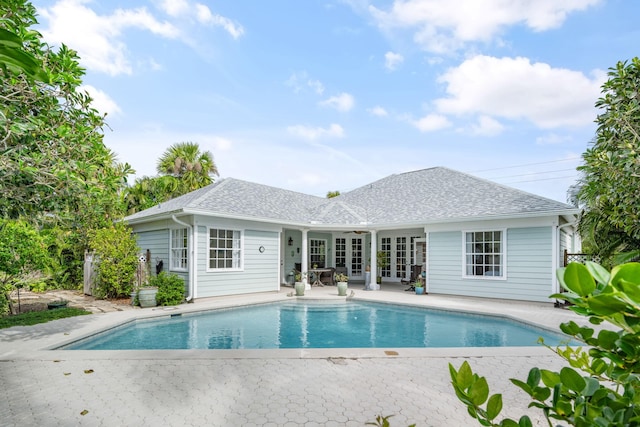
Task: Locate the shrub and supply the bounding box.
[0,219,52,314]
[152,272,185,306]
[450,261,640,427]
[88,223,139,299]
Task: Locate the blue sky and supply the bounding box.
[33,0,639,203]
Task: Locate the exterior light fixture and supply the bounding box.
[288,237,293,246]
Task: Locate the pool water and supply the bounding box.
[62,301,570,350]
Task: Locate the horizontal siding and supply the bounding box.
[134,229,169,272]
[196,226,280,298]
[428,227,554,302]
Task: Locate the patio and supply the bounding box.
[0,288,585,426]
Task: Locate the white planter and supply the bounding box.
[294,282,305,296]
[337,282,348,296]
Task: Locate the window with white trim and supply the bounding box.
[209,228,242,270]
[170,228,188,271]
[335,238,346,267]
[465,231,504,277]
[309,239,326,268]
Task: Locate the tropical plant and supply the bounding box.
[152,272,185,306]
[336,273,349,282]
[576,58,640,263]
[450,261,640,427]
[123,175,180,214]
[88,224,140,299]
[157,142,219,194]
[1,0,133,288]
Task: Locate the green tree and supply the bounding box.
[326,190,340,198]
[123,175,179,214]
[450,261,640,426]
[576,58,640,262]
[1,1,133,287]
[157,142,219,194]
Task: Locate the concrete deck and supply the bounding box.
[0,284,587,426]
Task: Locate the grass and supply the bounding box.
[0,307,91,329]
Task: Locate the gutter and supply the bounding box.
[172,215,194,302]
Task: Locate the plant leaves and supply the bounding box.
[560,367,586,392]
[563,263,596,296]
[486,393,503,420]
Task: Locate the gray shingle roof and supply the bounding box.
[125,167,577,226]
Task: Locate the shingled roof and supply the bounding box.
[124,167,577,226]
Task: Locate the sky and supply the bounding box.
[32,0,639,203]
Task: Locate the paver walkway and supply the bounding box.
[0,287,586,426]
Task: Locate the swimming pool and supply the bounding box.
[61,301,570,350]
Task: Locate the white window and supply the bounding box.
[209,228,242,270]
[309,239,326,268]
[464,230,504,278]
[170,228,188,271]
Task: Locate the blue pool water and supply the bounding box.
[62,301,570,350]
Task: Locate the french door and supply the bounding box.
[335,236,364,280]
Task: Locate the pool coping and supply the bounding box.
[0,288,593,361]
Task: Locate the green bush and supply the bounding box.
[88,223,139,299]
[0,219,52,314]
[152,272,185,306]
[450,261,640,427]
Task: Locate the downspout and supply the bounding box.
[172,215,194,302]
[553,221,577,296]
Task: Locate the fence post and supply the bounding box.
[84,250,96,296]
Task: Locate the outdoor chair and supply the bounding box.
[403,265,423,291]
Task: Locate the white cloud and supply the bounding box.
[80,85,121,116]
[368,106,388,117]
[412,114,451,132]
[308,79,325,95]
[285,71,324,95]
[384,51,404,71]
[369,0,602,53]
[39,0,243,76]
[470,115,504,136]
[287,124,345,140]
[434,55,603,128]
[319,93,355,112]
[194,4,244,39]
[39,0,180,75]
[158,0,190,17]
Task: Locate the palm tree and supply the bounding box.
[157,142,219,193]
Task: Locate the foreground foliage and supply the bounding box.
[0,307,91,329]
[450,261,640,426]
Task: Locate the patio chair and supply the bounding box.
[403,265,423,291]
[319,267,336,286]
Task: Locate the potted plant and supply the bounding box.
[138,272,160,308]
[376,250,389,284]
[294,272,306,296]
[414,277,425,295]
[335,273,349,296]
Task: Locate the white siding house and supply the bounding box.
[125,167,580,303]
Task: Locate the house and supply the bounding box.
[124,167,580,303]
